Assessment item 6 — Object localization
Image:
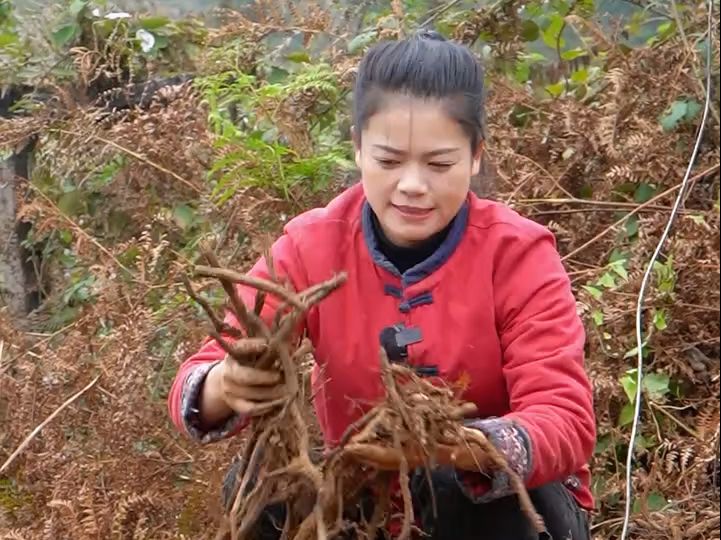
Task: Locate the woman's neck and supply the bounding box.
[370,211,454,274]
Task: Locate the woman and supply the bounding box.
[168,31,595,539]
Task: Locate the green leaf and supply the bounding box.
[347,31,376,54]
[643,372,670,400]
[625,214,639,238]
[595,434,612,455]
[621,373,638,402]
[635,434,656,450]
[173,204,196,230]
[570,68,588,84]
[657,21,673,35]
[51,23,79,47]
[653,258,677,294]
[615,182,637,195]
[545,81,565,98]
[561,47,587,61]
[583,285,603,301]
[576,0,596,17]
[524,2,544,18]
[592,309,605,326]
[647,492,667,512]
[509,104,536,128]
[609,249,628,263]
[696,38,710,60]
[520,52,547,64]
[520,20,540,41]
[653,309,668,331]
[573,84,588,100]
[57,191,84,215]
[286,51,311,63]
[656,20,676,40]
[542,14,566,50]
[69,0,87,17]
[153,35,169,50]
[579,184,593,198]
[624,344,648,360]
[58,229,73,245]
[551,0,573,15]
[683,99,702,122]
[610,260,629,280]
[619,403,635,426]
[634,183,656,203]
[598,272,616,289]
[514,60,531,83]
[266,67,289,84]
[0,31,18,47]
[119,245,141,266]
[139,16,171,29]
[660,100,688,132]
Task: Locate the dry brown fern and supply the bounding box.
[0,531,27,540]
[77,493,100,539]
[111,493,162,540]
[42,499,78,539]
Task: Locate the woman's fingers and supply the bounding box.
[452,402,479,419]
[344,441,493,473]
[344,443,449,470]
[223,360,282,386]
[231,337,268,357]
[224,381,288,402]
[224,395,287,417]
[344,444,404,470]
[216,345,287,416]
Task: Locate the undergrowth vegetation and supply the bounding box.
[0,0,719,538]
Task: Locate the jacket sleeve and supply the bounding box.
[167,232,309,443]
[457,224,596,501]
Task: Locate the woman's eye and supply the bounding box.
[376,158,400,168]
[430,162,453,170]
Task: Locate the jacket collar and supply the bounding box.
[361,200,469,287]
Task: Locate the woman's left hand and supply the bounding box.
[343,427,495,472]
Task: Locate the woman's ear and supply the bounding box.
[471,141,484,176]
[351,125,362,169]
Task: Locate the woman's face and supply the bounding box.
[354,94,482,248]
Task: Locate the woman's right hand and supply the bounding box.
[200,339,287,425]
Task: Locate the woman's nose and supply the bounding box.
[397,164,428,195]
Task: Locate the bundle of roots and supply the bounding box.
[184,248,543,540]
[323,356,545,539]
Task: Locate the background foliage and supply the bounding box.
[1,0,719,538]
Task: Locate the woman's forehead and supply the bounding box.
[363,95,469,153]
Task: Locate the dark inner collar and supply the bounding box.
[370,210,454,275]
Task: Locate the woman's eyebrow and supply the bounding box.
[371,144,460,157]
[425,147,461,158]
[372,144,405,155]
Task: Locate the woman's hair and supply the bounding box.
[353,30,486,149]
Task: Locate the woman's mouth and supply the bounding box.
[392,204,434,220]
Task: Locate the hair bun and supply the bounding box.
[415,29,446,42]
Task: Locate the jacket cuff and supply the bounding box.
[454,417,533,503]
[180,361,247,443]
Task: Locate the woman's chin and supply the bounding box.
[386,223,441,247]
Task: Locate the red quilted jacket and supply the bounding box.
[168,183,596,510]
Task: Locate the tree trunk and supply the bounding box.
[0,154,29,320]
[0,88,34,324]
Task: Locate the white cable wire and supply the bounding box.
[619,2,715,538]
